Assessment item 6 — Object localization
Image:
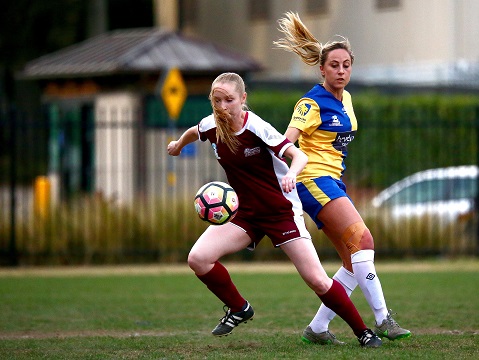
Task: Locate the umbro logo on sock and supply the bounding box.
[366,273,376,280]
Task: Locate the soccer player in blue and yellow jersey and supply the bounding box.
[168,72,381,347]
[275,12,411,345]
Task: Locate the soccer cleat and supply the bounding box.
[357,328,382,347]
[211,302,254,336]
[301,326,345,345]
[375,309,411,340]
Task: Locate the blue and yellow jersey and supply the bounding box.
[289,84,357,182]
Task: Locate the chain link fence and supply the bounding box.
[1,101,478,265]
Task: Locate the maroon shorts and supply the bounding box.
[230,213,311,250]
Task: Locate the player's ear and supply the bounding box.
[242,92,247,105]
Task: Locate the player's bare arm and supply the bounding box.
[284,126,301,144]
[167,126,199,156]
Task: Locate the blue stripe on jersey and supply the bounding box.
[304,84,353,133]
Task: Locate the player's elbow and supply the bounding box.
[300,150,308,164]
[296,149,308,168]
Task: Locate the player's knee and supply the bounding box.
[359,228,375,250]
[187,249,205,272]
[307,275,333,295]
[341,221,374,254]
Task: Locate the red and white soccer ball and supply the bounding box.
[194,181,239,225]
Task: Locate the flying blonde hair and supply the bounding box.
[209,73,248,154]
[273,12,354,70]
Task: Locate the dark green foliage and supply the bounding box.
[248,90,479,187]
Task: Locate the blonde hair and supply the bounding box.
[209,73,248,153]
[273,12,354,70]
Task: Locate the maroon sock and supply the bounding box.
[318,279,367,337]
[196,261,246,312]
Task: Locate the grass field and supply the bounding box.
[0,259,478,359]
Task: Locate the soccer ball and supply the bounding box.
[194,181,239,225]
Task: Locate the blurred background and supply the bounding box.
[1,0,479,266]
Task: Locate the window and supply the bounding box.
[376,0,401,10]
[449,178,477,200]
[386,179,448,205]
[306,0,329,15]
[385,177,478,206]
[249,0,270,21]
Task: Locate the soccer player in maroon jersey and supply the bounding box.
[275,12,411,344]
[167,72,381,347]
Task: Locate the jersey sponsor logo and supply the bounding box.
[296,103,311,116]
[332,131,356,151]
[330,115,342,127]
[244,147,261,157]
[292,115,307,123]
[211,143,221,159]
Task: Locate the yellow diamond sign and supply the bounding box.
[161,68,187,120]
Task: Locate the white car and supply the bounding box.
[371,166,478,222]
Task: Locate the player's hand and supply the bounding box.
[282,172,297,193]
[167,140,181,156]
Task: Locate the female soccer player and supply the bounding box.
[167,72,381,347]
[274,12,411,345]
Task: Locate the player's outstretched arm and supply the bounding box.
[167,126,199,156]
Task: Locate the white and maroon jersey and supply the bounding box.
[198,111,304,220]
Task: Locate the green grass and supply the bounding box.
[0,260,478,359]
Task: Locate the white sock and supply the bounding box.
[351,249,388,324]
[309,266,358,333]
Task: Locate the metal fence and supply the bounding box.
[1,104,478,266]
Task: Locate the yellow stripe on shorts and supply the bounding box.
[302,179,332,206]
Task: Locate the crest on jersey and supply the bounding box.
[296,103,311,116]
[244,147,260,157]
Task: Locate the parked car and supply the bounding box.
[371,166,478,223]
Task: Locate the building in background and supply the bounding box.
[155,0,479,89]
[21,28,261,203]
[3,0,478,264]
[15,0,479,204]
